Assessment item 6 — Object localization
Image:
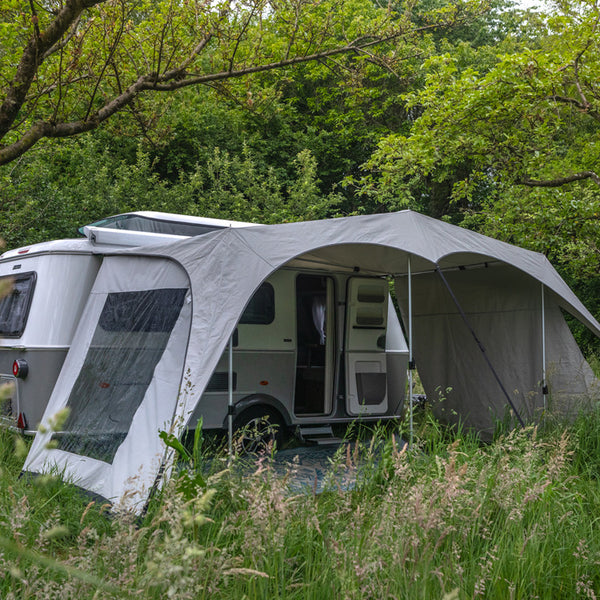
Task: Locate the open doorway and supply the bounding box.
[294,274,334,415]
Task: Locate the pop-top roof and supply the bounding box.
[78,211,258,238]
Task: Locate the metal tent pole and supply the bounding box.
[541,283,548,412]
[408,255,414,448]
[228,334,234,459]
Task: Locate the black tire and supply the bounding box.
[233,406,286,454]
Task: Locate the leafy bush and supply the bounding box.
[2,410,600,598]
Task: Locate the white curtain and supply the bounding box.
[312,296,326,345]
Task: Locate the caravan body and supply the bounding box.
[0,212,256,432]
[187,268,408,442]
[0,239,102,431]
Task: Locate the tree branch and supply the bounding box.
[520,171,600,187]
[229,5,259,73]
[84,1,125,120]
[0,0,107,139]
[0,4,463,165]
[547,94,600,122]
[150,30,434,90]
[572,14,599,110]
[42,16,82,60]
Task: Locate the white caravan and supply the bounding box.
[186,269,409,446]
[28,260,409,461]
[0,212,255,433]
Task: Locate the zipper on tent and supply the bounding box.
[541,283,548,411]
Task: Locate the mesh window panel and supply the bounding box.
[86,215,221,237]
[54,288,187,463]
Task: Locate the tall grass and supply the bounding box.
[1,409,600,599]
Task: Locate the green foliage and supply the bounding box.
[0,0,485,164]
[0,428,114,596]
[0,0,508,242]
[361,0,600,275]
[571,403,600,479]
[160,420,207,501]
[4,412,600,598]
[0,128,345,249]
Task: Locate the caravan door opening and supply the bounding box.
[294,274,334,415]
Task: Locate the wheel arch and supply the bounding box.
[222,393,292,430]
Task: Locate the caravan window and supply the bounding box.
[55,288,187,463]
[0,272,36,338]
[240,283,274,324]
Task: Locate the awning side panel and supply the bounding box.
[545,301,599,419]
[24,256,192,511]
[396,264,599,437]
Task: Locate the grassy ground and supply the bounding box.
[1,409,600,599]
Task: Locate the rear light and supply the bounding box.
[16,412,27,430]
[12,359,28,379]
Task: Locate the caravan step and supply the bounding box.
[298,425,344,445]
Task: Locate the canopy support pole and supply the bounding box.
[435,266,526,428]
[227,334,234,460]
[541,283,548,412]
[408,255,414,448]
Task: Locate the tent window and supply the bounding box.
[240,283,274,325]
[54,288,187,464]
[0,272,36,338]
[99,289,185,332]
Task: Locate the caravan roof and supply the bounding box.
[1,238,96,260]
[1,211,259,258]
[79,211,258,238]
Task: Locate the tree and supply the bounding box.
[0,0,486,165]
[359,0,600,273]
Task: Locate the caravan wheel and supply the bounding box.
[233,406,286,454]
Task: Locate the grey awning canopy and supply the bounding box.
[24,210,600,512]
[148,210,599,337]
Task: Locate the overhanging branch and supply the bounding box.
[0,30,420,165]
[520,171,600,187]
[0,4,473,165]
[0,0,108,140]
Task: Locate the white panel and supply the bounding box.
[386,298,409,353]
[0,254,101,348]
[346,278,388,352]
[346,278,389,416]
[235,270,295,351]
[24,256,192,512]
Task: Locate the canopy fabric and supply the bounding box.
[152,211,600,429]
[24,210,600,512]
[395,264,598,437]
[25,256,191,509]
